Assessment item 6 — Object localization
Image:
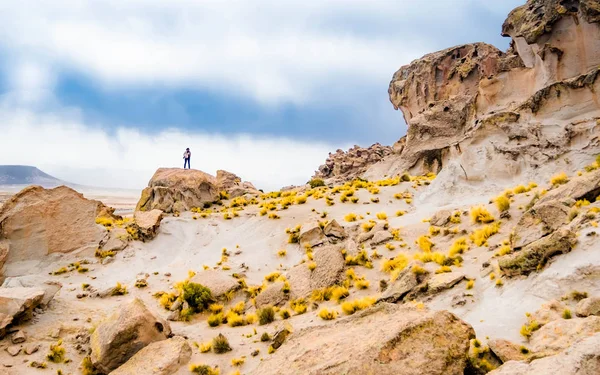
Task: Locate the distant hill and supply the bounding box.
[0,165,68,187]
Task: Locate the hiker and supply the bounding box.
[183,148,191,169]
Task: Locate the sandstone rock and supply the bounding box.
[378,262,421,303]
[370,0,600,183]
[529,300,568,325]
[299,226,328,248]
[370,230,393,246]
[6,345,20,356]
[489,333,600,375]
[216,170,260,198]
[111,336,192,375]
[511,201,570,249]
[0,287,45,338]
[576,297,600,317]
[90,298,171,373]
[23,343,39,355]
[427,272,465,294]
[133,209,164,241]
[287,245,345,299]
[430,209,453,227]
[250,304,475,375]
[0,186,113,280]
[356,230,375,243]
[323,220,346,240]
[11,330,25,344]
[499,228,577,276]
[538,169,600,207]
[313,144,393,182]
[255,281,287,308]
[488,339,530,363]
[189,270,239,299]
[98,227,129,252]
[136,168,219,213]
[530,316,600,355]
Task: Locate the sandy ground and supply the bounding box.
[1,176,600,374]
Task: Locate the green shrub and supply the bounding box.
[212,333,232,354]
[308,178,325,188]
[182,282,214,312]
[258,306,276,325]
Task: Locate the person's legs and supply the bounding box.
[183,158,187,169]
[188,157,191,169]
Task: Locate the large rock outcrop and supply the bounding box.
[136,168,259,213]
[489,333,600,375]
[313,144,393,182]
[90,298,171,373]
[0,287,45,338]
[110,336,192,375]
[0,186,116,280]
[250,303,475,375]
[366,0,600,183]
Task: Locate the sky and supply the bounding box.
[0,0,524,191]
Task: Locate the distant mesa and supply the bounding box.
[0,165,68,187]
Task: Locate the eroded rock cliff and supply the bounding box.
[368,0,600,185]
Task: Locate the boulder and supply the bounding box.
[189,270,240,299]
[135,168,219,213]
[427,272,465,294]
[530,316,600,356]
[323,220,347,240]
[370,230,394,246]
[511,201,570,249]
[499,228,577,276]
[537,169,600,207]
[0,186,113,279]
[255,281,288,308]
[11,330,26,344]
[0,287,45,338]
[98,227,129,252]
[576,297,600,317]
[529,300,568,325]
[111,336,192,375]
[90,298,171,373]
[287,245,345,299]
[133,209,164,241]
[488,339,530,363]
[312,144,393,182]
[430,209,453,227]
[216,170,260,198]
[299,226,328,248]
[250,304,475,375]
[488,333,600,375]
[378,262,421,303]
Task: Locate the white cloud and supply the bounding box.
[0,0,521,105]
[0,105,343,191]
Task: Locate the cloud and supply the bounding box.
[0,0,521,105]
[0,104,343,191]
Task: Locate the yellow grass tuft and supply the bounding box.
[470,222,500,246]
[417,235,434,252]
[495,195,510,213]
[448,237,469,257]
[376,212,388,220]
[318,308,338,320]
[341,296,376,315]
[550,172,569,186]
[470,206,495,224]
[344,213,358,222]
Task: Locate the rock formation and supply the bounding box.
[136,168,259,213]
[365,0,600,184]
[90,298,171,373]
[0,186,118,281]
[313,143,393,183]
[251,304,475,375]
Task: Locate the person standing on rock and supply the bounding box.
[183,148,191,169]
